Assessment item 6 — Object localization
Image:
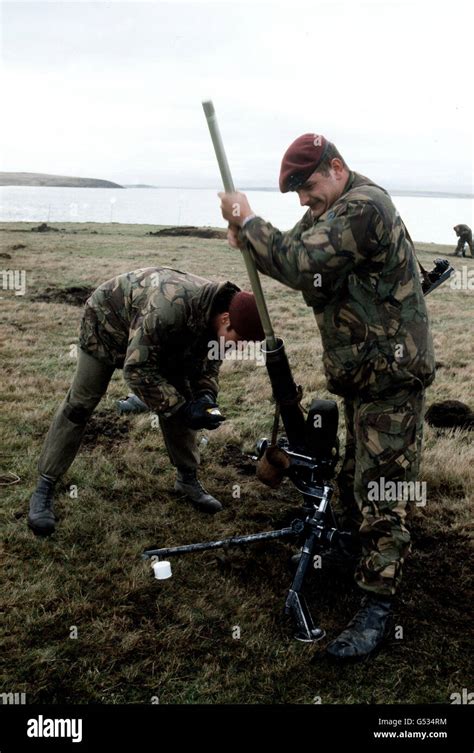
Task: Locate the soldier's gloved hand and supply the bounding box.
[177,397,226,431]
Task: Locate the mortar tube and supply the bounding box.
[261,337,307,451]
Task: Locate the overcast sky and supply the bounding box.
[1,0,473,191]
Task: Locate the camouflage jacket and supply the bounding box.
[454,224,472,239]
[239,172,436,398]
[79,267,239,415]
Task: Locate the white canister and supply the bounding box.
[152,560,172,580]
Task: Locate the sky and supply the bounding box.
[1,0,473,192]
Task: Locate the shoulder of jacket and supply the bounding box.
[328,184,395,224]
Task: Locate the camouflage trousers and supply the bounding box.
[335,382,425,597]
[38,348,200,479]
[454,236,474,257]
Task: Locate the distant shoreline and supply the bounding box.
[0,172,123,189]
[124,185,474,200]
[1,177,471,199]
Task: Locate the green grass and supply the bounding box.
[1,222,473,704]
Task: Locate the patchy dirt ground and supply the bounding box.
[425,400,474,429]
[30,285,95,306]
[81,412,130,446]
[2,222,472,705]
[147,225,227,239]
[219,444,257,475]
[30,222,60,233]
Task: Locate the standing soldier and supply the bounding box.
[453,224,473,257]
[219,134,436,660]
[28,267,264,535]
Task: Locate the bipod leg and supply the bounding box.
[285,532,325,642]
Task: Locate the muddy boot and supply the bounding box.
[28,474,57,536]
[326,594,392,660]
[174,468,222,514]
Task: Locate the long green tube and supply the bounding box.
[202,100,277,349]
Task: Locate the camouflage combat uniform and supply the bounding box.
[453,224,473,257]
[238,172,436,596]
[38,267,237,479]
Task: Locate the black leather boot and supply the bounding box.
[326,594,392,660]
[174,468,222,513]
[28,475,57,536]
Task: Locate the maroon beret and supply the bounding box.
[229,291,265,341]
[279,133,329,193]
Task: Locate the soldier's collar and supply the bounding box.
[187,281,221,335]
[341,171,356,195]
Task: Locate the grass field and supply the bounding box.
[1,221,473,705]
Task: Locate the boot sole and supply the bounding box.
[173,489,222,514]
[325,637,387,663]
[180,501,222,514]
[325,622,392,663]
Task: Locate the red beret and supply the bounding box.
[279,133,329,193]
[229,291,265,341]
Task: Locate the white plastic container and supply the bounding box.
[152,560,172,580]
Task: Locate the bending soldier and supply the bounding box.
[453,224,473,257]
[28,267,264,535]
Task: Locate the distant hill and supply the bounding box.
[0,172,123,188]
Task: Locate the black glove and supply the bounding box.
[177,395,225,431]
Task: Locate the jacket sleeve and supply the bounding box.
[238,200,382,310]
[122,311,186,416]
[191,356,221,398]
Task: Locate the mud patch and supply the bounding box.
[425,400,473,429]
[220,444,256,475]
[31,223,59,233]
[426,480,467,500]
[30,285,95,306]
[147,225,227,240]
[82,412,130,446]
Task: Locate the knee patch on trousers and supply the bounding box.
[64,402,91,425]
